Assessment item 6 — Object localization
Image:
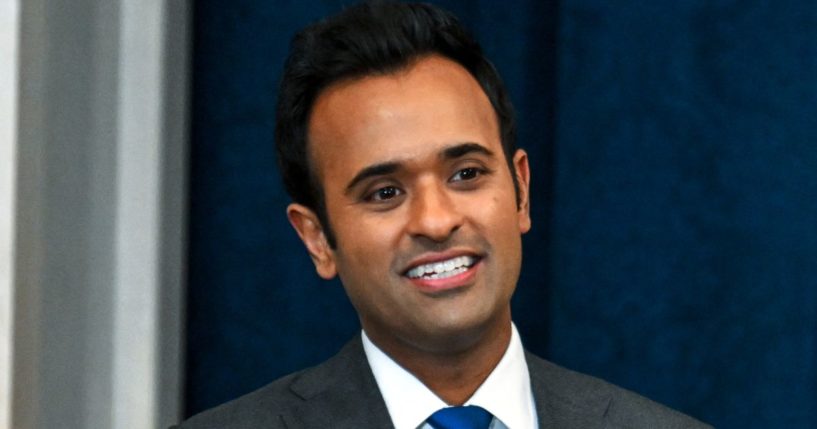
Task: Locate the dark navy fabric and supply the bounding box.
[187,1,817,427]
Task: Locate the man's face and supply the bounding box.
[288,55,531,356]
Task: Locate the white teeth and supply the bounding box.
[406,256,476,279]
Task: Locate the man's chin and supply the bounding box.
[406,315,506,355]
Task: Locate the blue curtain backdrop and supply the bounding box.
[187,1,817,427]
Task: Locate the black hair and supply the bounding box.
[276,1,518,247]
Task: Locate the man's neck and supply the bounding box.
[364,313,513,405]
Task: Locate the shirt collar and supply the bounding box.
[361,323,537,429]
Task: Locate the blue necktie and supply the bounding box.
[426,405,493,429]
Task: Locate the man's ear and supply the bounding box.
[513,149,532,234]
[286,203,337,279]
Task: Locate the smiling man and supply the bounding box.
[175,2,710,428]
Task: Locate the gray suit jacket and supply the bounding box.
[175,337,711,428]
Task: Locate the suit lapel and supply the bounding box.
[278,338,613,428]
[526,352,611,429]
[280,336,393,429]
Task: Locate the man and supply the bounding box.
[176,2,710,428]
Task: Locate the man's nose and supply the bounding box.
[405,181,464,242]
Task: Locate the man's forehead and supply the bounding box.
[306,55,500,182]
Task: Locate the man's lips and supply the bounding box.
[404,253,482,294]
[404,255,480,279]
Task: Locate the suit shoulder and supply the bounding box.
[172,338,377,429]
[526,353,712,428]
[172,370,304,429]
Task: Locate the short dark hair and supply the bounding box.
[276,1,518,247]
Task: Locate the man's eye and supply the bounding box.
[451,167,482,182]
[367,186,402,202]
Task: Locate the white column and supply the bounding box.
[0,1,20,428]
[112,0,188,427]
[8,0,189,427]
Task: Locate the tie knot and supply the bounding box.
[427,405,493,429]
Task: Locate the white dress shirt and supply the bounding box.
[361,323,539,429]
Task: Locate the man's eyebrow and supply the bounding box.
[441,142,496,160]
[343,143,494,193]
[345,161,402,193]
